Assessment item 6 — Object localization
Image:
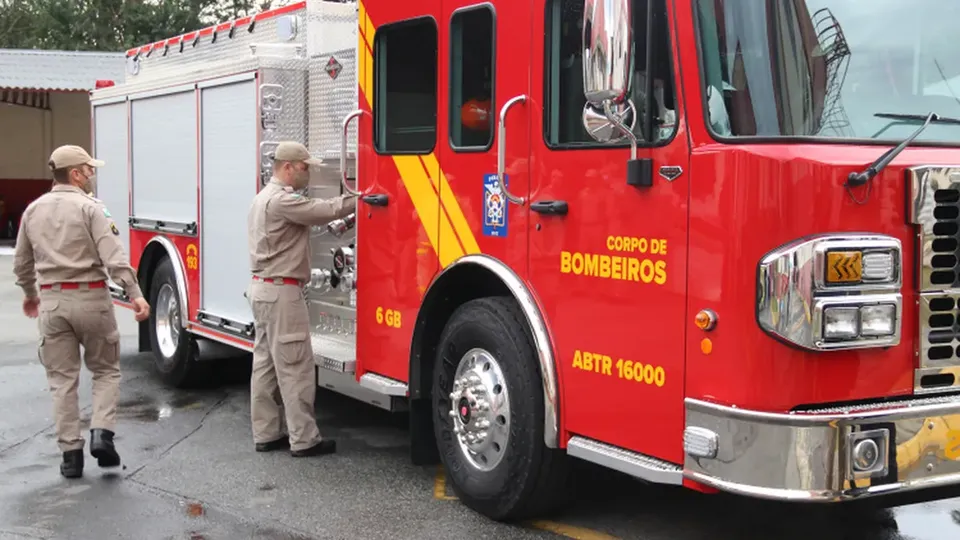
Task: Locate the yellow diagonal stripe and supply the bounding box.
[358,1,372,48]
[394,155,464,267]
[420,153,480,255]
[355,0,482,269]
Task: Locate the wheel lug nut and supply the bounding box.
[449,392,457,400]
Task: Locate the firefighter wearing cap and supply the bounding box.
[13,145,151,478]
[247,141,357,457]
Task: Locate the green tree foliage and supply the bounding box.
[0,0,281,52]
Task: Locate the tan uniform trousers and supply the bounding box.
[38,286,121,453]
[249,281,322,452]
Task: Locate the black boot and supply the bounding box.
[60,449,83,478]
[290,439,336,457]
[255,436,291,452]
[89,428,121,468]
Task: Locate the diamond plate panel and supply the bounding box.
[309,50,359,161]
[93,14,310,100]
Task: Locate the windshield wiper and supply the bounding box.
[847,112,960,187]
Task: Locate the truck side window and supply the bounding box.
[450,6,495,151]
[373,18,438,154]
[544,0,677,148]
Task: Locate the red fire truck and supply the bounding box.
[90,0,960,522]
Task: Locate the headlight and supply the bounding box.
[859,304,897,336]
[758,234,902,351]
[822,303,898,341]
[823,306,859,339]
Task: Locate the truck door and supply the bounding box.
[528,0,690,465]
[354,1,444,384]
[437,0,533,278]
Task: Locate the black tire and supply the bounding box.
[148,257,211,388]
[432,296,571,521]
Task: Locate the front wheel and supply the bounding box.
[148,257,210,388]
[432,296,570,521]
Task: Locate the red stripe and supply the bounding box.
[40,281,107,290]
[188,325,254,349]
[126,1,307,57]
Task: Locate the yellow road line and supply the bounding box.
[527,521,621,540]
[432,467,619,539]
[432,465,459,501]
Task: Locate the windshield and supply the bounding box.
[694,0,960,143]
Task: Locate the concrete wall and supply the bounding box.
[0,91,91,237]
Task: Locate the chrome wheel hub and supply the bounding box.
[448,348,510,471]
[155,283,181,362]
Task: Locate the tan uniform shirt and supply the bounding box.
[248,178,357,283]
[13,184,143,300]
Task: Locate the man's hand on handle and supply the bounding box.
[133,297,151,322]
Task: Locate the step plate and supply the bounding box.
[311,333,356,374]
[316,368,407,412]
[566,436,683,485]
[359,373,408,396]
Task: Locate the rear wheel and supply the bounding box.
[148,257,210,388]
[432,296,570,521]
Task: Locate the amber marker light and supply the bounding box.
[700,338,713,355]
[695,309,718,331]
[825,250,864,284]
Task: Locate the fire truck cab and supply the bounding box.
[91,0,960,522]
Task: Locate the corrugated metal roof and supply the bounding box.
[0,48,126,92]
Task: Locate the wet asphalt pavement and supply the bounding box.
[2,252,960,540]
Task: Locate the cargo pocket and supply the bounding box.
[277,332,308,365]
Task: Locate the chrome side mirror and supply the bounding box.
[582,0,652,188]
[582,0,633,105]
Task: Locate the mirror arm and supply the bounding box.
[603,100,638,159]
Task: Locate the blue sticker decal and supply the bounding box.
[482,173,508,237]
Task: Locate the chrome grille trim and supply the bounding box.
[791,393,960,415]
[908,165,960,394]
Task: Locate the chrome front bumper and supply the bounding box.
[683,395,960,501]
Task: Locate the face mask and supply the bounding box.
[85,173,97,195]
[294,166,310,190]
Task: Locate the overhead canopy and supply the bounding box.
[0,48,125,92]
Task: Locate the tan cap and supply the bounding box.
[273,141,322,167]
[49,145,105,170]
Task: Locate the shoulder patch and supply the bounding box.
[110,222,119,236]
[102,207,112,218]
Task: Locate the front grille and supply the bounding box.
[928,188,960,286]
[908,165,960,394]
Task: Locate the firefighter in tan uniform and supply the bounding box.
[13,145,151,478]
[247,141,357,456]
